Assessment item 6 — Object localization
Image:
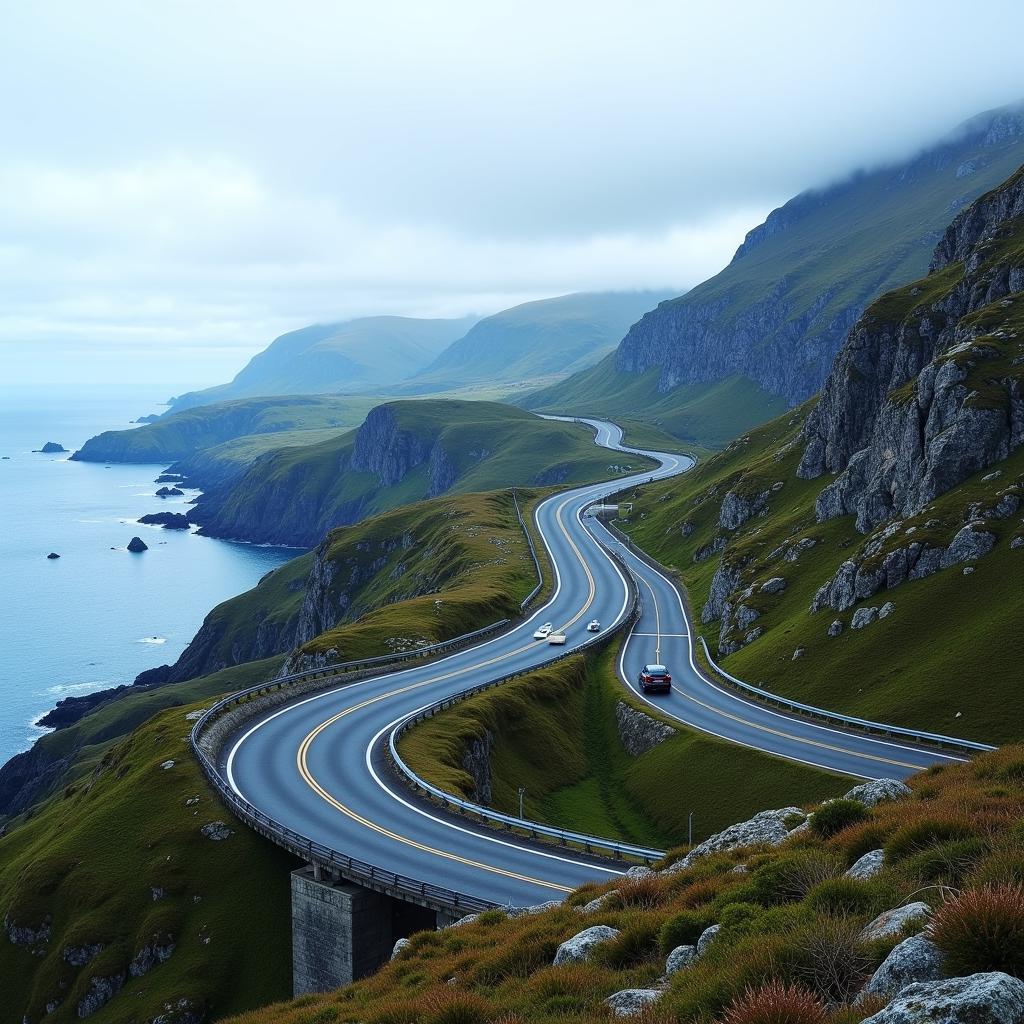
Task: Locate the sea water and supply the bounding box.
[0,391,294,765]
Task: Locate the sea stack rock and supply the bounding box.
[155,486,185,497]
[37,442,68,453]
[127,536,148,553]
[138,512,190,530]
[46,552,60,559]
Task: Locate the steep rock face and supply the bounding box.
[460,729,493,805]
[799,166,1024,533]
[613,106,1024,407]
[614,702,675,757]
[350,404,430,486]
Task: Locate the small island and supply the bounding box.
[138,512,191,530]
[155,486,185,497]
[35,442,68,453]
[46,552,60,559]
[126,536,149,553]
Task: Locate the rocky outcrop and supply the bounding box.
[702,560,745,624]
[130,936,175,976]
[127,536,148,552]
[861,934,945,1001]
[553,925,620,965]
[615,703,675,757]
[199,821,233,840]
[666,807,806,872]
[799,166,1024,534]
[350,404,431,487]
[862,972,1024,1024]
[460,730,493,805]
[77,972,127,1017]
[38,441,67,453]
[4,913,51,948]
[696,924,721,957]
[810,522,999,613]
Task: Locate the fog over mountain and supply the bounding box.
[1,0,1022,392]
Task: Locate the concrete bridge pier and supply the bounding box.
[290,866,443,994]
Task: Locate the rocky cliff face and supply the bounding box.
[799,167,1024,533]
[612,105,1024,407]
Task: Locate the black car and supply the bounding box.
[638,664,672,694]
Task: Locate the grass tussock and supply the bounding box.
[223,745,1024,1024]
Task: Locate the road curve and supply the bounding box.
[224,419,966,908]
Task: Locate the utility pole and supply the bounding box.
[518,786,526,820]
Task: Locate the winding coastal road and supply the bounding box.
[223,419,968,908]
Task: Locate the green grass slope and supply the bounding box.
[195,400,655,547]
[398,648,847,850]
[522,103,1024,447]
[522,356,788,449]
[227,745,1024,1024]
[399,291,673,391]
[165,315,478,414]
[0,699,296,1024]
[71,394,377,465]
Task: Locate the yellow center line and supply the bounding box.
[293,491,608,891]
[629,574,923,772]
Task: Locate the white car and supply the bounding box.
[587,619,601,632]
[533,622,553,639]
[547,632,568,645]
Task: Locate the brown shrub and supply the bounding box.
[720,979,828,1024]
[787,917,872,1006]
[612,874,669,909]
[930,883,1024,977]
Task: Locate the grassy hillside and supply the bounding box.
[71,394,377,465]
[0,696,296,1024]
[522,103,1024,447]
[226,744,1024,1024]
[165,315,477,414]
[400,291,673,391]
[522,358,788,449]
[398,648,847,850]
[194,400,656,547]
[617,406,1024,745]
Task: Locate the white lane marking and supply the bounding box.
[604,529,966,769]
[632,632,689,638]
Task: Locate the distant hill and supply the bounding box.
[191,399,655,547]
[392,291,674,392]
[164,315,478,414]
[523,101,1024,447]
[71,394,378,466]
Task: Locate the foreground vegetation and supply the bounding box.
[398,648,848,849]
[0,701,296,1022]
[226,744,1024,1024]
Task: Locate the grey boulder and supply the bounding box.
[862,972,1024,1023]
[860,902,931,941]
[844,778,911,806]
[605,989,662,1017]
[696,924,721,957]
[861,934,945,1000]
[665,944,697,975]
[666,807,805,871]
[553,925,620,965]
[846,849,885,880]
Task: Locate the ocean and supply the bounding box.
[0,391,294,765]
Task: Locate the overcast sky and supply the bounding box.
[2,0,1023,396]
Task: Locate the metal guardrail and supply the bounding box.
[189,729,497,914]
[696,637,994,755]
[388,556,665,863]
